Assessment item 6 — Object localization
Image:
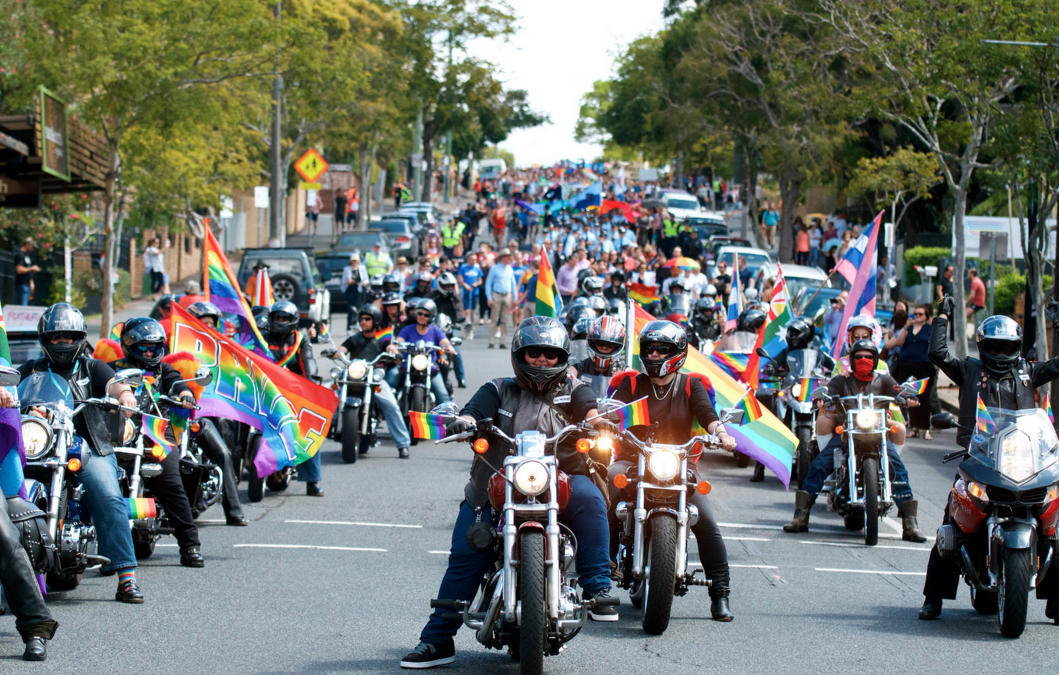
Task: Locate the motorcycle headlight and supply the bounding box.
[348,360,368,380]
[123,419,136,444]
[967,480,990,503]
[595,435,613,452]
[648,450,681,482]
[412,354,430,371]
[855,410,878,431]
[21,417,53,460]
[791,383,802,399]
[513,460,549,497]
[1000,431,1035,483]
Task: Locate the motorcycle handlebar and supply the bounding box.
[157,395,200,411]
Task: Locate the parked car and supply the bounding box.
[383,211,422,236]
[706,245,771,283]
[236,249,331,328]
[315,253,353,315]
[372,219,419,260]
[396,209,436,231]
[756,262,831,305]
[332,232,390,259]
[684,213,728,241]
[704,236,752,262]
[660,190,706,223]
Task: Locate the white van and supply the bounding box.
[478,158,507,181]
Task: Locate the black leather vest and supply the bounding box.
[956,358,1036,447]
[28,357,114,457]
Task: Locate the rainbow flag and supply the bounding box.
[374,326,394,343]
[409,411,447,440]
[736,389,765,423]
[976,394,995,435]
[632,305,797,487]
[613,397,650,429]
[912,378,930,395]
[629,283,660,306]
[127,497,157,519]
[1045,394,1054,425]
[796,377,815,403]
[109,322,124,342]
[709,352,750,379]
[535,248,563,318]
[141,414,179,461]
[319,323,330,339]
[203,226,269,357]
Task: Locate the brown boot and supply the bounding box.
[783,490,814,533]
[898,500,927,542]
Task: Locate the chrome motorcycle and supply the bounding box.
[325,350,394,463]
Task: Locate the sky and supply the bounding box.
[469,0,667,168]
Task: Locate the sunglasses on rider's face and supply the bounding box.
[525,347,561,360]
[852,353,874,361]
[643,344,674,357]
[415,311,432,319]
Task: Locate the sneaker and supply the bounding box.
[585,588,619,622]
[400,641,455,669]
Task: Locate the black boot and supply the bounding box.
[919,596,942,620]
[198,419,247,522]
[306,482,325,497]
[711,597,734,621]
[749,462,765,482]
[1046,598,1059,621]
[783,491,815,533]
[898,500,927,543]
[709,567,733,621]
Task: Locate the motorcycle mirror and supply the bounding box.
[113,368,144,388]
[931,412,957,430]
[720,407,745,426]
[0,365,20,388]
[810,387,830,402]
[451,337,464,346]
[193,367,213,387]
[755,347,769,359]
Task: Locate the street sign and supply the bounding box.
[39,87,70,182]
[0,175,41,208]
[294,149,329,183]
[254,186,270,208]
[328,163,352,172]
[411,153,422,165]
[300,182,321,190]
[980,232,1009,261]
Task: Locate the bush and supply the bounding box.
[993,271,1053,315]
[44,266,87,308]
[904,247,952,285]
[72,266,133,312]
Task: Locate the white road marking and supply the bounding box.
[428,550,449,555]
[882,516,903,534]
[690,562,778,570]
[800,541,931,552]
[720,522,900,539]
[719,522,783,531]
[285,519,422,529]
[195,519,228,524]
[726,536,771,542]
[815,567,925,576]
[157,544,178,548]
[233,544,387,552]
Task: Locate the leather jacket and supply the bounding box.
[267,331,317,380]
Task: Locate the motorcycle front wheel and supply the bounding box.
[409,387,426,447]
[795,427,812,488]
[862,457,879,546]
[247,435,265,503]
[518,529,547,675]
[642,515,678,635]
[998,546,1032,638]
[134,537,156,560]
[734,451,750,469]
[340,407,360,464]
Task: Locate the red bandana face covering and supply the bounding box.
[853,357,875,381]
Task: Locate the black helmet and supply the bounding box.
[187,301,222,327]
[585,295,607,317]
[158,295,175,313]
[558,304,595,335]
[638,320,688,377]
[849,339,879,373]
[382,273,402,293]
[38,303,87,368]
[413,298,437,321]
[785,317,815,350]
[606,298,624,315]
[976,315,1022,376]
[668,278,686,293]
[251,305,270,320]
[581,275,604,295]
[268,300,299,337]
[511,316,570,393]
[358,304,383,331]
[736,308,766,333]
[120,317,167,369]
[610,270,625,284]
[576,268,594,284]
[382,291,403,307]
[437,272,458,293]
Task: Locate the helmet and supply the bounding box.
[436,312,453,335]
[570,296,590,308]
[736,308,766,333]
[382,273,402,293]
[638,320,688,377]
[413,298,438,322]
[382,291,403,307]
[120,317,167,369]
[580,275,604,296]
[251,305,270,320]
[744,287,759,303]
[438,272,458,293]
[572,317,593,340]
[576,268,594,283]
[268,300,299,337]
[588,316,626,371]
[558,304,595,335]
[414,271,433,288]
[696,297,716,315]
[358,304,383,332]
[668,278,686,293]
[845,315,882,348]
[849,339,879,373]
[610,270,625,283]
[369,274,385,293]
[255,312,270,332]
[785,317,815,350]
[187,301,222,327]
[585,295,607,318]
[38,303,87,368]
[976,315,1022,376]
[704,284,718,297]
[510,316,571,393]
[606,298,624,315]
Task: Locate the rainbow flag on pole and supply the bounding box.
[409,411,448,440]
[535,249,563,318]
[736,389,765,423]
[912,378,930,395]
[374,326,394,343]
[976,394,996,435]
[141,414,179,461]
[629,283,660,307]
[613,397,650,429]
[203,225,270,357]
[1045,394,1054,425]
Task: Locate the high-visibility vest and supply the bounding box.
[441,222,465,247]
[364,251,389,277]
[663,219,679,238]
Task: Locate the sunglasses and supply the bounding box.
[914,312,925,317]
[852,353,874,361]
[525,347,561,360]
[358,316,374,322]
[133,344,162,357]
[643,345,674,357]
[48,331,81,342]
[415,311,432,319]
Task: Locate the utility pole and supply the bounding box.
[442,133,452,204]
[412,108,423,203]
[268,1,284,247]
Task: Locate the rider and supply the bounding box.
[919,298,1059,620]
[266,300,324,497]
[406,272,434,302]
[399,317,617,669]
[18,303,145,603]
[609,320,739,621]
[116,317,247,527]
[603,270,628,303]
[430,272,466,389]
[386,298,454,407]
[328,304,412,459]
[783,339,927,542]
[571,315,626,381]
[108,318,205,567]
[380,292,408,332]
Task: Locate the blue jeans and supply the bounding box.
[452,345,465,383]
[801,435,913,505]
[15,284,30,305]
[297,452,322,483]
[373,379,411,449]
[385,367,451,405]
[420,475,611,646]
[78,452,136,573]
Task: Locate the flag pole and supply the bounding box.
[625,296,636,370]
[801,268,841,311]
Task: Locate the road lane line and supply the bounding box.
[719,522,783,530]
[726,536,771,542]
[234,544,387,552]
[815,567,925,576]
[720,522,900,539]
[800,541,931,552]
[428,550,449,555]
[285,519,422,529]
[882,516,903,534]
[690,562,778,570]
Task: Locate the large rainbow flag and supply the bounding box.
[203,226,270,357]
[629,283,660,306]
[0,298,25,499]
[535,248,563,318]
[632,305,797,486]
[709,352,750,380]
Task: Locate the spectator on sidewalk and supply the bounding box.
[179,281,204,309]
[14,239,40,305]
[966,268,986,324]
[143,237,168,300]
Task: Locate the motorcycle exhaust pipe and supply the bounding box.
[959,544,992,592]
[1037,545,1055,587]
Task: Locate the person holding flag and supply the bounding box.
[608,319,738,621]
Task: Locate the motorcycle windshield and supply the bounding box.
[726,331,758,353]
[17,371,75,413]
[665,295,691,315]
[972,407,1059,483]
[785,350,836,379]
[579,373,611,399]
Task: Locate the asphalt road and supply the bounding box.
[3,317,1058,674]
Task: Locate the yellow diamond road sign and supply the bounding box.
[294,149,329,183]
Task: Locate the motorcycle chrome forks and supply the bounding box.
[630,453,690,579]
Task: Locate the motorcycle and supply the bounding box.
[429,418,615,675]
[435,313,464,396]
[243,425,293,503]
[608,408,742,634]
[931,409,1059,638]
[325,350,395,463]
[813,382,917,545]
[395,340,446,445]
[17,369,140,590]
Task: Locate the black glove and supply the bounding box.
[445,418,473,437]
[938,295,955,320]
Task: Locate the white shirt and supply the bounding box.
[341,264,368,291]
[143,246,164,273]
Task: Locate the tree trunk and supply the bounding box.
[951,186,969,360]
[777,165,801,264]
[745,147,759,226]
[421,135,435,204]
[357,141,370,231]
[367,130,379,223]
[99,140,121,339]
[672,150,684,190]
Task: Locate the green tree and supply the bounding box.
[847,148,941,229]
